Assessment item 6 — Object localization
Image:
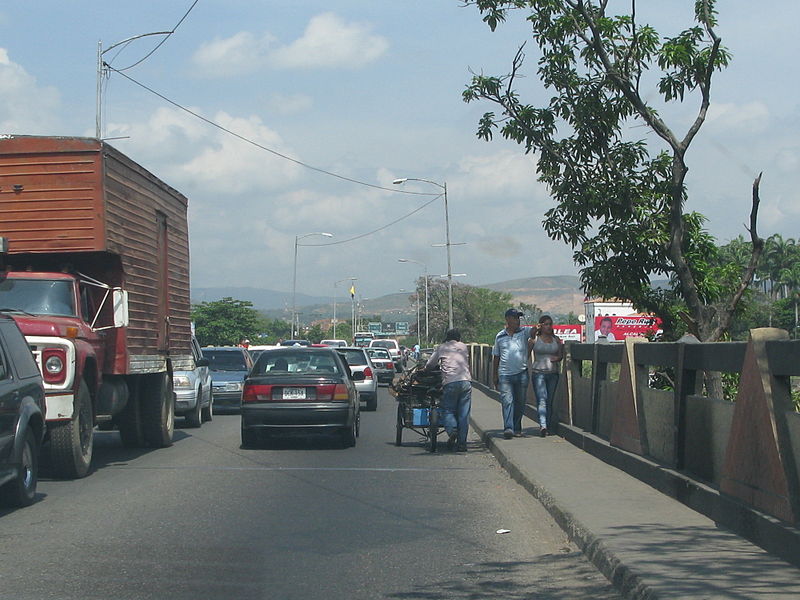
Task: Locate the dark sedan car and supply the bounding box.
[240,348,362,448]
[0,314,45,507]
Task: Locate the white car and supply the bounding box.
[173,336,213,427]
[369,338,400,358]
[320,339,348,347]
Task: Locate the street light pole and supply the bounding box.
[398,258,428,345]
[292,232,333,338]
[333,277,357,339]
[393,177,455,330]
[95,31,172,139]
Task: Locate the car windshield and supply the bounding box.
[253,352,340,375]
[202,350,249,371]
[366,348,391,360]
[338,349,368,366]
[0,278,76,317]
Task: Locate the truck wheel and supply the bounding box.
[365,394,377,412]
[0,429,38,507]
[201,391,213,422]
[48,380,93,478]
[184,387,202,428]
[117,378,144,448]
[142,372,174,448]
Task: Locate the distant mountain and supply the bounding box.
[192,276,586,320]
[191,287,330,311]
[480,275,585,316]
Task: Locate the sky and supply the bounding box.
[1,1,798,303]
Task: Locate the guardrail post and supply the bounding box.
[673,334,700,470]
[720,328,800,523]
[610,337,646,454]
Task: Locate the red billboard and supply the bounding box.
[552,324,583,342]
[594,315,661,341]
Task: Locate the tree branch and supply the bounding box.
[709,173,765,341]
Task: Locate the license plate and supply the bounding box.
[283,387,306,400]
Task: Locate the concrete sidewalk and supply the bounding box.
[467,385,800,599]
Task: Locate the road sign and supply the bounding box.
[396,322,409,334]
[368,322,382,334]
[383,322,396,333]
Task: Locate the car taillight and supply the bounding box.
[316,383,350,402]
[42,348,67,384]
[363,367,373,379]
[242,383,273,403]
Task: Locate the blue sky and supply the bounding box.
[1,1,798,303]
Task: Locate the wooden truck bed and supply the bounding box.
[0,135,191,362]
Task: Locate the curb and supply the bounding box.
[470,382,657,600]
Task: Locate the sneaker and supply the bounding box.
[513,431,524,438]
[456,443,467,452]
[540,427,548,438]
[446,432,458,451]
[503,429,514,439]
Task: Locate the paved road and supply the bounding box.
[0,388,620,600]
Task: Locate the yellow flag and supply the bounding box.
[349,285,356,298]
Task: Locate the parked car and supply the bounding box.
[365,347,395,385]
[241,348,362,447]
[247,345,280,362]
[336,347,378,411]
[319,339,347,347]
[173,336,213,427]
[0,314,46,507]
[201,347,254,412]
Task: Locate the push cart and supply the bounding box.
[390,363,443,452]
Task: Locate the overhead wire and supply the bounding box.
[106,66,439,197]
[302,194,444,246]
[112,0,200,72]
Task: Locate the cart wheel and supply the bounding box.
[428,406,439,453]
[395,403,403,446]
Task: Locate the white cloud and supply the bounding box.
[269,12,388,69]
[0,48,60,133]
[705,101,770,133]
[453,150,543,203]
[192,13,388,76]
[192,31,276,77]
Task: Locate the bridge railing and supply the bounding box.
[468,328,800,527]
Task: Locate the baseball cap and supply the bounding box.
[504,308,524,318]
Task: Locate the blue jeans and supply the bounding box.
[498,371,528,433]
[441,380,472,446]
[532,372,559,429]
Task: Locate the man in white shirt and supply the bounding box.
[492,308,532,439]
[426,329,472,452]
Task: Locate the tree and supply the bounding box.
[415,277,537,344]
[191,297,263,346]
[463,0,763,342]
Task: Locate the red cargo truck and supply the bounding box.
[0,135,192,478]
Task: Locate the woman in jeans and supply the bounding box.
[530,315,563,437]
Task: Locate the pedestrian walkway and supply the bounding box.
[467,385,800,599]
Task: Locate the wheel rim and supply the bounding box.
[79,394,93,454]
[21,442,33,490]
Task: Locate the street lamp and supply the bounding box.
[393,177,456,329]
[398,258,428,345]
[333,277,357,339]
[292,232,333,338]
[96,32,172,139]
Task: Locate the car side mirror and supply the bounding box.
[196,358,209,367]
[351,371,366,382]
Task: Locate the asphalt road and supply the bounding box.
[0,387,621,600]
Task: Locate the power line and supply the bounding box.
[106,66,439,197]
[302,194,444,246]
[112,0,200,72]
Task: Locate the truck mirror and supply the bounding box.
[112,289,129,327]
[196,357,209,367]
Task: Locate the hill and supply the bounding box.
[192,276,585,319]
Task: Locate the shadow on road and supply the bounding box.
[387,554,620,599]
